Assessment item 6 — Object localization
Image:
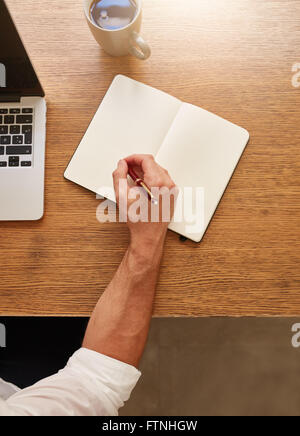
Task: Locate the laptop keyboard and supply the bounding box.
[0,107,34,168]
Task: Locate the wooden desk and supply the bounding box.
[1,0,299,316]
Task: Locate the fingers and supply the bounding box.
[112,155,177,223]
[113,159,128,203]
[125,154,160,174]
[124,154,175,188]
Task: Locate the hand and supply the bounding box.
[113,154,177,255]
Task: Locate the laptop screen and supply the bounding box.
[0,0,44,97]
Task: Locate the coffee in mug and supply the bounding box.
[83,0,151,60]
[90,0,138,31]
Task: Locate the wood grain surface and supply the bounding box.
[0,0,299,316]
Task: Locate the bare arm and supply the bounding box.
[83,155,176,367]
[1,155,176,416]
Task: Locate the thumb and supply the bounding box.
[113,159,129,203]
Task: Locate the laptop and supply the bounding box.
[0,0,46,220]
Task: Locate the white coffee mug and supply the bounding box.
[83,0,151,60]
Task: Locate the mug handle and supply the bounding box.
[129,31,151,60]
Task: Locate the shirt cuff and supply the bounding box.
[66,348,141,404]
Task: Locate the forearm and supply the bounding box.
[83,230,166,367]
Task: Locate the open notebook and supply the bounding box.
[64,75,249,242]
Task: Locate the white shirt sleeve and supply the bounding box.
[0,348,141,416]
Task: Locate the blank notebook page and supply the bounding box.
[64,75,181,201]
[156,103,249,242]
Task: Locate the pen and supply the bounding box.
[128,167,158,205]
